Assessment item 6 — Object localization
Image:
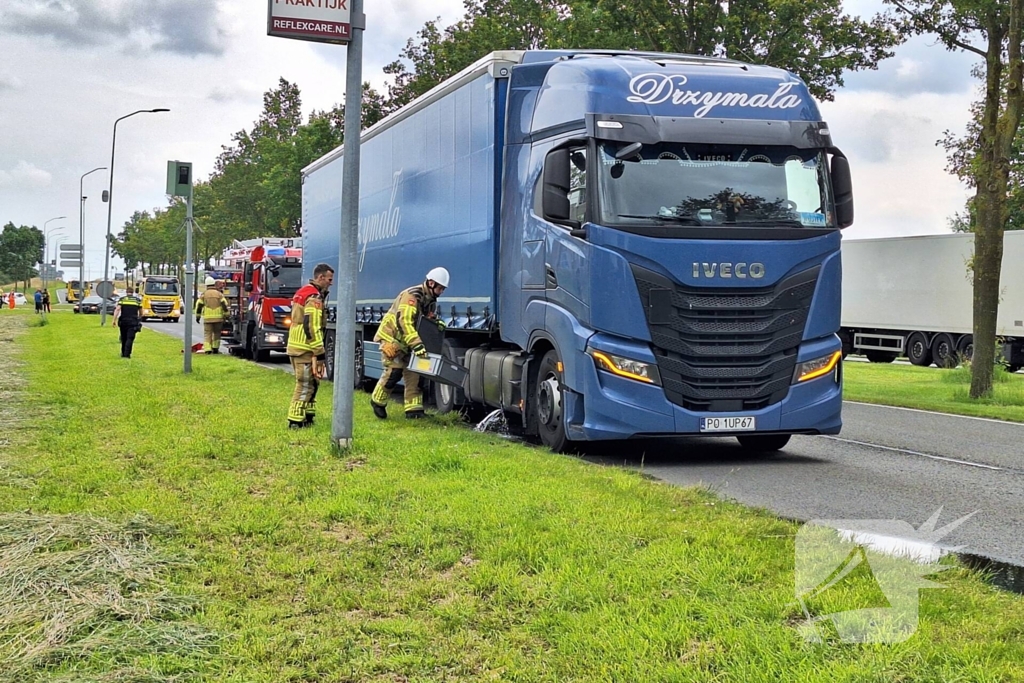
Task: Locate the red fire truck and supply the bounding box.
[217,238,303,361]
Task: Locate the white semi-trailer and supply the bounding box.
[840,232,1024,371]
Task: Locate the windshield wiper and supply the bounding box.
[616,213,703,225]
[728,218,809,227]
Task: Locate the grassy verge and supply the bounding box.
[843,361,1024,422]
[3,310,1024,681]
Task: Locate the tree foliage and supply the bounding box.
[383,0,902,107]
[0,222,44,288]
[887,0,1024,398]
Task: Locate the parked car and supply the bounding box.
[7,292,28,307]
[74,295,116,315]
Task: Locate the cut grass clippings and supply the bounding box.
[843,360,1024,422]
[3,309,1024,681]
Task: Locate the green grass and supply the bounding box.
[3,310,1024,681]
[844,361,1024,422]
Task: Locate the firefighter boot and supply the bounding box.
[405,409,426,420]
[288,400,308,429]
[371,402,387,420]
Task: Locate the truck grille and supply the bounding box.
[151,301,174,315]
[631,264,819,413]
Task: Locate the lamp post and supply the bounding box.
[101,108,170,326]
[43,218,66,292]
[80,166,106,301]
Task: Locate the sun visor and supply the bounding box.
[586,114,833,149]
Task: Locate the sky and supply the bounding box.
[0,0,981,279]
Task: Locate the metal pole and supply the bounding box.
[101,109,169,327]
[80,167,106,302]
[42,217,64,295]
[331,0,365,450]
[183,186,194,374]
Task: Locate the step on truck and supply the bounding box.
[302,50,855,452]
[841,232,1024,371]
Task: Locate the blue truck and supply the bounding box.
[302,49,854,452]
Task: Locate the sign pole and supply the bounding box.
[183,184,194,374]
[331,0,364,450]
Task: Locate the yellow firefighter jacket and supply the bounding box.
[373,283,437,353]
[287,282,327,357]
[196,288,228,322]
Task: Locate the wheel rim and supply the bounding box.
[439,383,453,406]
[911,340,925,359]
[537,374,561,428]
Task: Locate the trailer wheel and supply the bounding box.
[956,335,974,362]
[432,340,464,414]
[865,350,898,363]
[932,334,957,368]
[906,333,932,366]
[736,434,791,453]
[839,331,853,360]
[1007,365,1022,374]
[535,350,569,453]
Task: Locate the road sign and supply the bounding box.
[60,244,82,251]
[267,0,352,44]
[95,281,114,298]
[60,260,83,268]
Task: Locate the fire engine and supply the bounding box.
[216,238,303,361]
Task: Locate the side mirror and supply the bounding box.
[831,153,854,228]
[543,148,572,222]
[244,283,253,292]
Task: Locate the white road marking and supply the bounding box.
[822,435,1005,471]
[844,400,1024,427]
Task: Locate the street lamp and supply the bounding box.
[43,217,66,292]
[101,108,170,326]
[80,166,106,301]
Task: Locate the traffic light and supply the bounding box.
[166,160,193,198]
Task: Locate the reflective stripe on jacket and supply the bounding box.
[287,283,326,357]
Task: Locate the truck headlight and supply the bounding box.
[793,351,842,383]
[588,350,661,385]
[265,333,285,344]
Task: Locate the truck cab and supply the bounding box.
[138,276,183,322]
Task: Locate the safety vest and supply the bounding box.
[287,283,327,356]
[117,295,142,324]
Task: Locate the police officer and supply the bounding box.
[195,276,230,354]
[286,263,334,429]
[370,267,449,420]
[112,287,143,358]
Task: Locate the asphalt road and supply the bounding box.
[145,318,1024,566]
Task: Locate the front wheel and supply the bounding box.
[534,350,569,452]
[736,434,791,452]
[171,317,179,323]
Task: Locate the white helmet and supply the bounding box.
[204,276,216,286]
[425,267,450,288]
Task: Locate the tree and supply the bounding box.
[0,223,44,289]
[382,0,902,107]
[887,0,1023,398]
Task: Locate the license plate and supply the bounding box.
[700,416,756,433]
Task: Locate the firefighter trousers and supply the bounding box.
[371,352,423,414]
[289,354,319,425]
[204,321,223,351]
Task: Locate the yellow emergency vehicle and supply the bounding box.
[138,275,183,322]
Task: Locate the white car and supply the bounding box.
[6,292,28,306]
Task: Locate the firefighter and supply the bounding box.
[370,267,449,420]
[195,276,229,354]
[286,263,334,429]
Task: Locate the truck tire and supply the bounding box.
[432,339,464,414]
[906,332,932,366]
[956,335,974,362]
[1007,365,1022,374]
[865,350,898,363]
[736,434,791,452]
[535,350,569,453]
[932,334,957,368]
[839,331,853,360]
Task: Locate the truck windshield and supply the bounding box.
[144,281,179,296]
[267,266,303,296]
[595,142,835,232]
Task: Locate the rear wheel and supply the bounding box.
[433,339,464,414]
[1007,365,1022,374]
[736,434,791,452]
[534,350,569,452]
[932,333,957,368]
[906,332,932,366]
[171,317,179,323]
[865,350,898,363]
[956,335,974,362]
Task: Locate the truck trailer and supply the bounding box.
[840,232,1024,371]
[302,49,855,452]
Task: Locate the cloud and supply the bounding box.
[0,161,53,189]
[0,0,226,56]
[0,74,22,91]
[841,34,980,97]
